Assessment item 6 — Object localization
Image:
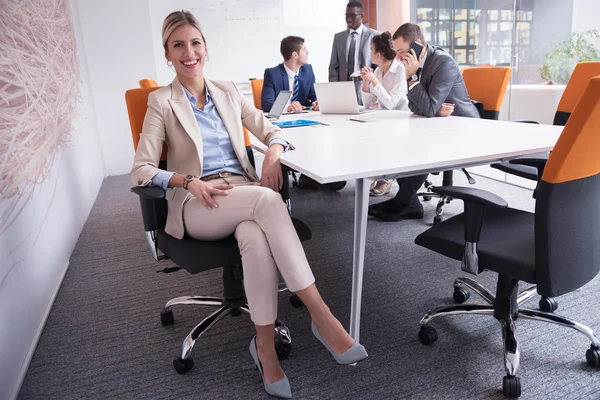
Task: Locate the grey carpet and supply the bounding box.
[18,173,600,400]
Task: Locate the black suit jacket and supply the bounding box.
[408,46,480,118]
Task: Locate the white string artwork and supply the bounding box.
[0,0,80,234]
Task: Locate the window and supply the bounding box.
[415,0,534,67]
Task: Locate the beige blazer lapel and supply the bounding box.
[205,80,247,171]
[167,78,204,162]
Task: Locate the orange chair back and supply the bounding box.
[139,79,158,89]
[543,76,600,184]
[125,87,168,160]
[553,62,600,126]
[462,66,511,119]
[250,79,264,110]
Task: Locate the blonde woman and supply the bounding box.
[131,10,367,399]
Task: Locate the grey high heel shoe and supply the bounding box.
[311,321,368,365]
[249,336,292,399]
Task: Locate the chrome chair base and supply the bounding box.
[453,277,558,312]
[418,301,600,397]
[162,294,294,375]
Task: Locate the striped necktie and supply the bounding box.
[291,74,299,102]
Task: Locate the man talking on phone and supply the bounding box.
[369,22,479,222]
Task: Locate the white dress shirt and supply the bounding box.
[283,62,298,105]
[346,24,364,77]
[362,59,409,110]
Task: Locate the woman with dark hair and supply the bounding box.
[361,31,409,196]
[361,31,409,111]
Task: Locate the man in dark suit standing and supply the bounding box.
[328,1,378,105]
[262,36,319,113]
[369,22,479,222]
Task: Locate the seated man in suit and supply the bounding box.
[369,22,479,221]
[263,36,346,191]
[262,35,319,113]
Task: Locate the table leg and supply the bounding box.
[349,178,371,343]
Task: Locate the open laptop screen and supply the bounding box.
[266,90,292,119]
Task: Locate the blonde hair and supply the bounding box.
[162,10,206,54]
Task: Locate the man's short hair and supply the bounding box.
[393,23,426,44]
[347,1,364,10]
[280,36,305,61]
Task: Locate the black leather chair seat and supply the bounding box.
[158,218,312,274]
[415,207,536,283]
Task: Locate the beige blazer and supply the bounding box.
[131,77,289,239]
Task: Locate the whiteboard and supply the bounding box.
[148,0,347,85]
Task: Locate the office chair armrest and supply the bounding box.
[430,186,508,208]
[509,156,548,179]
[279,165,291,202]
[131,186,166,231]
[131,186,166,200]
[515,120,540,124]
[431,186,508,244]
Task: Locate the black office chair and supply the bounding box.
[490,62,600,185]
[418,66,511,224]
[413,77,600,398]
[126,87,310,374]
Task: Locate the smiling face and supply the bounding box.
[345,6,363,30]
[393,36,411,61]
[165,24,207,80]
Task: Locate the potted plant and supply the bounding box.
[540,30,600,84]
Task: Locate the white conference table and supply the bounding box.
[252,110,563,343]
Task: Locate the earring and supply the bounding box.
[167,60,173,67]
[205,55,209,62]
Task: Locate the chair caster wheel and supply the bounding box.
[173,357,194,374]
[502,375,521,398]
[289,294,304,308]
[160,310,174,326]
[418,326,438,345]
[453,286,470,304]
[433,216,443,225]
[423,195,432,201]
[539,297,558,312]
[586,346,600,367]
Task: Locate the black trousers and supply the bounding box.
[395,171,453,207]
[395,174,429,207]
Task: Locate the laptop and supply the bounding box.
[264,90,292,121]
[314,82,373,114]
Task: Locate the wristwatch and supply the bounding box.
[182,174,195,190]
[407,74,419,84]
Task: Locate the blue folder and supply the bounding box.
[272,119,321,129]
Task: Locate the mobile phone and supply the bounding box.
[410,41,424,59]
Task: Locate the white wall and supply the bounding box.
[76,0,158,176]
[377,0,410,34]
[0,1,106,398]
[572,0,600,48]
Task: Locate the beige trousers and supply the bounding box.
[182,176,315,326]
